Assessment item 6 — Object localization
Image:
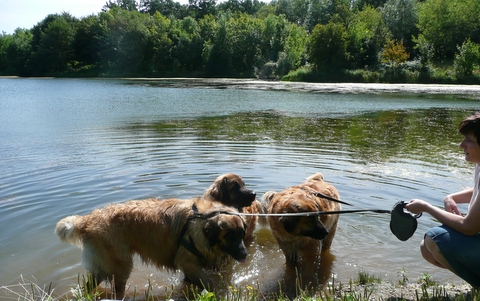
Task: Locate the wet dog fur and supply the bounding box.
[262,173,341,270]
[55,198,248,298]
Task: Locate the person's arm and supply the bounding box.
[444,187,473,215]
[406,197,480,236]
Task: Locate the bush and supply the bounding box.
[454,39,480,78]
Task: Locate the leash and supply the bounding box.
[235,209,391,217]
[236,187,391,217]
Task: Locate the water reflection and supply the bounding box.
[126,108,468,167]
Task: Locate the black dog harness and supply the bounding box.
[177,204,246,259]
[177,204,206,260]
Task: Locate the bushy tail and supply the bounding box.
[262,191,277,204]
[55,215,82,246]
[306,172,324,182]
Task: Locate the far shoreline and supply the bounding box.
[4,76,478,98]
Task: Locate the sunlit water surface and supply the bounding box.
[1,78,480,299]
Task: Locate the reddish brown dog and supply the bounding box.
[262,173,341,270]
[55,198,248,298]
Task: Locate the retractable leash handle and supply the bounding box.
[389,201,422,241]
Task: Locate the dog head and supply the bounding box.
[275,200,329,240]
[203,211,248,262]
[206,174,256,210]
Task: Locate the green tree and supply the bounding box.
[72,15,110,74]
[454,39,480,78]
[226,13,264,75]
[205,14,230,75]
[217,0,263,15]
[347,5,388,68]
[304,0,337,31]
[170,16,204,72]
[205,13,264,76]
[309,21,349,70]
[188,0,217,19]
[277,21,307,76]
[274,0,309,26]
[31,13,78,75]
[103,0,139,11]
[381,0,418,52]
[417,0,480,60]
[102,8,152,75]
[141,0,182,18]
[352,0,388,10]
[148,12,174,73]
[0,29,32,75]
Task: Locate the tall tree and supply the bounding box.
[188,0,217,19]
[347,5,388,68]
[417,0,480,60]
[30,13,78,75]
[309,21,349,70]
[0,29,32,75]
[140,0,183,18]
[381,0,418,53]
[103,0,139,11]
[72,15,109,74]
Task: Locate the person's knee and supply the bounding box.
[423,234,453,270]
[420,239,436,264]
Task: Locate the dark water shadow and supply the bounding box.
[258,250,336,299]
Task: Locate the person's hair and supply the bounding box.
[459,113,480,145]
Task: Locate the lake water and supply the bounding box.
[1,78,480,300]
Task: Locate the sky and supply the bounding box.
[0,0,186,35]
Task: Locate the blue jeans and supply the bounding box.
[427,225,480,287]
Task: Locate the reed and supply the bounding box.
[1,271,478,301]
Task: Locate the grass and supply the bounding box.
[1,271,478,301]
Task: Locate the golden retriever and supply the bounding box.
[203,173,264,242]
[262,173,341,270]
[55,197,248,298]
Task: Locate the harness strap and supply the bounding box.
[301,187,353,206]
[177,204,206,260]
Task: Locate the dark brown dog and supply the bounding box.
[55,198,247,298]
[262,173,341,270]
[203,173,264,242]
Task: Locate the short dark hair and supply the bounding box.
[459,113,480,145]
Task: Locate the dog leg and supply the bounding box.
[181,264,214,290]
[321,220,338,252]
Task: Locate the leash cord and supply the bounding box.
[235,209,391,217]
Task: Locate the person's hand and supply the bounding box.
[405,199,429,215]
[444,195,461,215]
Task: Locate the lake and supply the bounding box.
[1,78,480,300]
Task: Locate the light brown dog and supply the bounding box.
[55,198,248,298]
[203,173,264,242]
[262,173,341,270]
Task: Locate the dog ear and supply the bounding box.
[280,216,299,233]
[203,219,220,247]
[209,177,228,201]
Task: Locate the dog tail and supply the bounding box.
[262,191,277,204]
[55,215,83,246]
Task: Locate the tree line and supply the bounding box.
[0,0,479,82]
